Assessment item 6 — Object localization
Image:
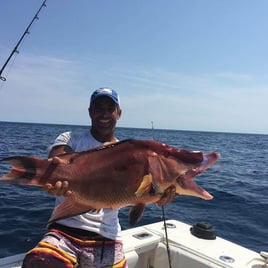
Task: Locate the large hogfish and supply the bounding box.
[0,139,219,225]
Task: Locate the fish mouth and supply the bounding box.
[186,152,219,178]
[176,152,220,200]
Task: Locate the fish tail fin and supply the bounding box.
[0,156,50,186]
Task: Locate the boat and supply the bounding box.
[0,219,267,268]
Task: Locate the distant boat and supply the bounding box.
[0,219,267,268]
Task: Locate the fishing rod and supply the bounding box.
[151,121,172,268]
[0,0,47,81]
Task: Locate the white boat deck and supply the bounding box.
[0,220,267,268]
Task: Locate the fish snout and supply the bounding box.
[174,151,220,200]
[202,152,220,170]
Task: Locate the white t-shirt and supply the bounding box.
[48,130,121,240]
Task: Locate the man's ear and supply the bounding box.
[117,108,122,119]
[88,107,92,117]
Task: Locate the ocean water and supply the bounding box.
[0,121,267,258]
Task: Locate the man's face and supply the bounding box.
[89,96,121,137]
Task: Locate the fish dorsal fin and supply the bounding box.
[135,174,153,198]
[128,203,145,225]
[48,194,94,223]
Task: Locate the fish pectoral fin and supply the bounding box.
[48,195,93,223]
[128,203,145,225]
[135,174,153,198]
[156,185,177,206]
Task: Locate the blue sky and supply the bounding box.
[0,1,268,134]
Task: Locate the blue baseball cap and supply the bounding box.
[90,88,120,106]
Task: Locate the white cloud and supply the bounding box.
[0,52,267,134]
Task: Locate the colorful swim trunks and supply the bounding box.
[22,223,127,268]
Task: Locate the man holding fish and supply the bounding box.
[0,88,219,267]
[22,88,128,267]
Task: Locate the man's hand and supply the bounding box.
[43,181,73,196]
[43,155,73,196]
[157,185,176,206]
